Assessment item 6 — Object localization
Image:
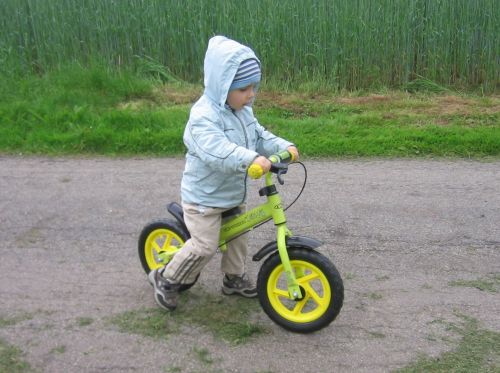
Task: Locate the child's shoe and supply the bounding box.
[148,268,180,310]
[222,273,257,298]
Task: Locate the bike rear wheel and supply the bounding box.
[138,219,198,291]
[257,248,343,333]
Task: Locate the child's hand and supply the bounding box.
[252,156,272,174]
[287,146,299,162]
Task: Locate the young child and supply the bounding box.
[149,36,299,310]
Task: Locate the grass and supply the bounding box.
[76,317,94,327]
[165,368,182,373]
[50,345,66,354]
[368,292,383,300]
[0,65,498,158]
[0,339,32,373]
[396,314,500,373]
[0,65,188,156]
[369,331,386,339]
[192,347,215,365]
[108,286,268,345]
[449,274,500,293]
[257,90,500,158]
[0,314,33,328]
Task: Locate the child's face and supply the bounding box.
[226,84,257,110]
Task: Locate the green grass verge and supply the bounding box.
[397,314,500,373]
[1,65,499,158]
[109,286,268,345]
[0,64,187,156]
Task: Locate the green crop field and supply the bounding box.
[1,0,498,92]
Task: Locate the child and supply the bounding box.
[149,36,299,310]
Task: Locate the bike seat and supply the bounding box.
[222,206,242,219]
[167,202,240,221]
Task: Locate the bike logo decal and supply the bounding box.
[222,209,267,232]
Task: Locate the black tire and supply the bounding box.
[257,248,343,333]
[138,219,198,292]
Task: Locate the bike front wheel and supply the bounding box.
[257,248,344,333]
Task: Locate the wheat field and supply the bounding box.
[1,0,498,91]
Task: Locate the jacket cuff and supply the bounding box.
[238,149,259,172]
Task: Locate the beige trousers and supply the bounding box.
[162,203,248,284]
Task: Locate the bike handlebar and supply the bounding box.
[248,150,295,179]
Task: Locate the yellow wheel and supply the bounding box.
[139,220,187,273]
[257,248,343,333]
[138,220,198,291]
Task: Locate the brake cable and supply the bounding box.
[249,161,308,231]
[283,161,307,212]
[219,161,308,247]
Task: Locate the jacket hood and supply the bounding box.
[203,36,261,108]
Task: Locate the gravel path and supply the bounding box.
[1,156,499,372]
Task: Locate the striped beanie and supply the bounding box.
[229,58,261,91]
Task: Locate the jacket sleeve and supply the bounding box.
[254,120,294,157]
[184,116,258,174]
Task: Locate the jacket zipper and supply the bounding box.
[232,110,249,205]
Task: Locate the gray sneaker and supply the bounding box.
[148,268,180,311]
[222,273,257,298]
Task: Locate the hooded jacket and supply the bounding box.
[180,36,293,208]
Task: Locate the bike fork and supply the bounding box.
[276,225,303,300]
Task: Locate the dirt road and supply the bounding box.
[1,156,499,372]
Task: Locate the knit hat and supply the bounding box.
[229,58,261,91]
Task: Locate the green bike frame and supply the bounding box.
[218,172,303,300]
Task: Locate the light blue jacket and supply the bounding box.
[181,36,293,208]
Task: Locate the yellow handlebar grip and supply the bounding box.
[248,164,264,179]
